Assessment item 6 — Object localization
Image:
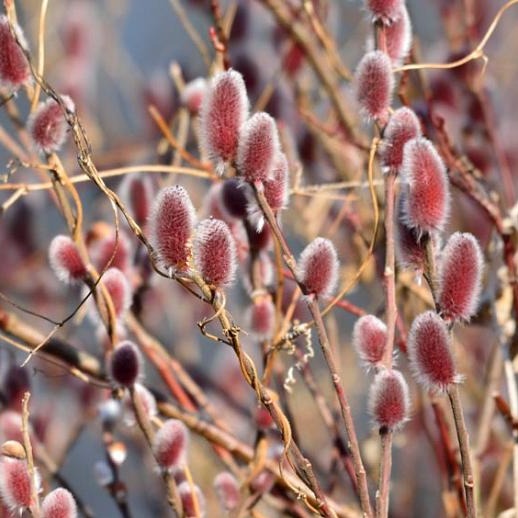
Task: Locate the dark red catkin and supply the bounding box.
[355,50,394,122]
[49,235,88,284]
[368,369,410,430]
[297,237,339,299]
[237,112,280,184]
[199,69,249,172]
[352,314,387,368]
[407,311,460,392]
[379,107,421,171]
[149,185,196,273]
[437,232,483,322]
[108,341,142,387]
[400,137,450,235]
[193,219,237,286]
[0,15,31,91]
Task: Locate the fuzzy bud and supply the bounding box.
[263,152,289,212]
[193,219,237,286]
[49,235,88,284]
[27,96,74,154]
[214,471,240,512]
[100,267,132,320]
[247,296,275,339]
[181,77,207,114]
[401,138,450,235]
[297,237,339,298]
[221,179,250,219]
[108,341,142,387]
[380,107,421,171]
[90,231,132,275]
[178,481,206,518]
[0,458,33,511]
[118,174,154,228]
[355,50,394,122]
[0,16,30,91]
[41,488,77,518]
[123,383,157,427]
[408,311,459,392]
[199,70,249,170]
[365,0,404,24]
[438,232,483,321]
[149,185,196,272]
[237,112,280,183]
[352,315,387,368]
[385,6,412,65]
[153,419,189,471]
[246,222,272,253]
[368,369,410,430]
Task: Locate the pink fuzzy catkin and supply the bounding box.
[49,235,88,284]
[41,488,77,518]
[152,419,189,471]
[0,458,33,511]
[237,112,280,183]
[193,219,237,286]
[27,96,74,154]
[401,137,450,235]
[385,6,412,65]
[352,314,387,368]
[199,69,249,171]
[355,50,394,122]
[149,185,196,272]
[181,77,207,114]
[297,237,339,298]
[0,15,30,91]
[408,311,459,392]
[263,152,289,211]
[178,481,206,518]
[365,0,404,24]
[380,107,421,171]
[100,267,132,320]
[438,232,483,322]
[368,369,410,430]
[214,471,240,511]
[118,174,154,227]
[247,296,275,339]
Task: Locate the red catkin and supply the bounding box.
[49,235,88,284]
[368,369,410,430]
[0,15,31,91]
[149,185,196,272]
[178,481,206,518]
[214,471,240,511]
[27,96,74,154]
[297,237,339,298]
[365,0,405,24]
[181,77,207,114]
[100,267,132,320]
[263,152,290,212]
[247,296,275,339]
[90,231,132,275]
[118,174,154,228]
[438,232,483,322]
[385,6,412,65]
[355,50,394,122]
[401,137,450,235]
[407,311,459,392]
[0,458,33,511]
[199,69,249,171]
[108,341,142,387]
[41,488,77,518]
[193,219,237,286]
[221,178,250,219]
[380,107,421,171]
[237,112,280,183]
[352,314,387,368]
[152,419,189,471]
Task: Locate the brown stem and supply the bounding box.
[447,385,477,518]
[375,430,392,518]
[306,296,373,518]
